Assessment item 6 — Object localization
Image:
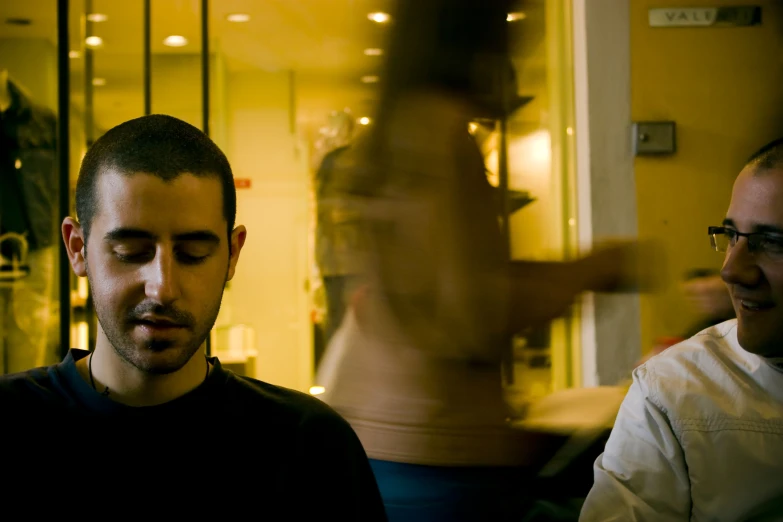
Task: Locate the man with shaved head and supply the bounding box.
[0,114,386,519]
[581,138,783,521]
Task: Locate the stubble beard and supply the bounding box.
[86,268,227,376]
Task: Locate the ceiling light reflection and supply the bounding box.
[227,13,251,23]
[368,12,391,24]
[163,35,188,47]
[85,36,103,48]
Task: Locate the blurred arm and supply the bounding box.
[359,92,655,359]
[508,260,588,331]
[508,243,644,331]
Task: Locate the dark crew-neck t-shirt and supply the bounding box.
[0,349,387,520]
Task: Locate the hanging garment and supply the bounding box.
[0,78,57,374]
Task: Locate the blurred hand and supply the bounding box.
[580,239,666,294]
[683,275,733,319]
[508,240,664,331]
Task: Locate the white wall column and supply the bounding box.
[572,0,641,386]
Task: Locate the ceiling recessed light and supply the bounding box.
[507,12,526,22]
[163,35,188,47]
[85,36,103,48]
[359,117,371,126]
[226,13,250,23]
[309,386,326,395]
[68,50,81,59]
[361,75,379,84]
[87,13,108,23]
[92,78,106,86]
[364,48,383,56]
[367,12,391,24]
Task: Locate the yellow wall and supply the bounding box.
[631,0,783,351]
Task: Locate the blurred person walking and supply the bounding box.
[318,1,658,520]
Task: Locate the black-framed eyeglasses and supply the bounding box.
[708,226,783,259]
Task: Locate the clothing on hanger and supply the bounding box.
[0,78,57,258]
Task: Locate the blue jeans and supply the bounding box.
[369,459,534,522]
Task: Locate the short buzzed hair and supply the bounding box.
[75,114,236,243]
[746,137,783,170]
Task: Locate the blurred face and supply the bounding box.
[77,171,244,374]
[720,167,783,358]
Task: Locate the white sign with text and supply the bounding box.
[649,7,761,28]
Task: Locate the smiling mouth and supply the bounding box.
[738,300,775,312]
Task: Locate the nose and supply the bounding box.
[720,236,763,288]
[144,248,181,305]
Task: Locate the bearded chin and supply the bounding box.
[146,339,176,352]
[84,260,231,359]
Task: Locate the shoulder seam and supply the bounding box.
[692,321,736,341]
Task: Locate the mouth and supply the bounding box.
[133,317,187,330]
[737,299,775,312]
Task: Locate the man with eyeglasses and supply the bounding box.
[581,138,783,521]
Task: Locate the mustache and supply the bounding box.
[127,303,195,327]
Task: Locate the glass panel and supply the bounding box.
[89,1,145,135]
[151,0,202,128]
[503,0,578,404]
[0,0,577,396]
[0,0,61,373]
[69,0,89,351]
[207,2,385,390]
[68,1,146,353]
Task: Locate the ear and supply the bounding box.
[62,217,87,277]
[227,225,247,281]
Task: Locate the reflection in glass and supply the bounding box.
[88,0,145,136]
[207,1,387,391]
[151,0,202,128]
[67,1,146,352]
[0,0,61,374]
[503,0,580,401]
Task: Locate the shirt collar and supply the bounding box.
[55,348,230,414]
[762,357,783,374]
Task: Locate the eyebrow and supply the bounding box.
[721,218,783,235]
[103,228,221,244]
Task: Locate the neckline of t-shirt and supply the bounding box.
[56,349,232,414]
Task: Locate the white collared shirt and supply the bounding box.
[581,320,783,521]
